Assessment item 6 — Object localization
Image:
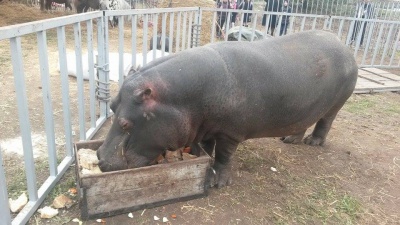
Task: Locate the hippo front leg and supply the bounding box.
[212,137,239,188]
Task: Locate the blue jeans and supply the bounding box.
[280,23,288,36]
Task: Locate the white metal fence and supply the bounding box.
[252,0,400,20]
[0,6,399,225]
[204,7,400,67]
[0,7,199,225]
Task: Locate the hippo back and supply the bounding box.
[132,30,358,140]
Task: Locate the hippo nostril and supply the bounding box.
[98,159,110,172]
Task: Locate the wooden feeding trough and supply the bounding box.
[74,140,213,220]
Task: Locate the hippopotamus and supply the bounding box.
[97,30,358,188]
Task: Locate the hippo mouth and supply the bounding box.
[98,133,157,172]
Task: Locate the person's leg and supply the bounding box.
[284,23,288,35]
[216,16,222,37]
[351,21,360,42]
[360,22,368,45]
[220,16,226,36]
[280,24,284,36]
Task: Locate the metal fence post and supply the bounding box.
[193,7,202,47]
[97,12,111,119]
[0,146,12,225]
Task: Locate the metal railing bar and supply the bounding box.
[389,28,400,66]
[176,12,182,52]
[37,30,58,177]
[187,11,194,48]
[161,12,167,56]
[73,23,86,141]
[152,14,159,60]
[87,20,97,129]
[131,14,138,72]
[10,37,38,202]
[0,147,12,225]
[169,12,174,53]
[118,16,125,87]
[380,23,394,66]
[56,26,73,158]
[142,14,149,66]
[0,11,102,40]
[181,12,187,50]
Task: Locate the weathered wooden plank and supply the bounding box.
[355,83,385,89]
[83,159,210,196]
[361,68,400,81]
[362,67,393,74]
[358,74,385,85]
[357,70,373,75]
[86,177,205,215]
[354,86,400,94]
[375,73,400,81]
[74,140,212,219]
[361,73,400,82]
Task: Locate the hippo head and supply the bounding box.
[96,74,190,172]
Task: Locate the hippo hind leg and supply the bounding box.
[280,130,306,144]
[304,111,339,146]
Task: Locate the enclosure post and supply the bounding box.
[169,12,174,53]
[161,12,167,54]
[131,14,138,71]
[118,16,125,88]
[73,22,86,141]
[97,13,111,119]
[192,7,203,47]
[87,19,97,130]
[37,30,58,176]
[10,37,38,201]
[0,146,12,225]
[57,26,73,157]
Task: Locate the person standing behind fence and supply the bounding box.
[231,0,238,27]
[351,0,374,46]
[262,0,280,36]
[216,0,231,38]
[279,0,291,36]
[238,0,253,27]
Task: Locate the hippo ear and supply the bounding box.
[127,66,137,76]
[134,88,153,103]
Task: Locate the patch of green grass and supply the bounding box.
[7,168,27,199]
[47,169,76,200]
[344,94,400,116]
[336,194,361,221]
[281,178,363,225]
[343,97,376,115]
[382,103,400,116]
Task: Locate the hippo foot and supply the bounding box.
[210,161,232,188]
[304,134,325,146]
[280,134,303,144]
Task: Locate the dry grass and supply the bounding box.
[0,2,73,26]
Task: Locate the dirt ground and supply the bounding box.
[1,2,400,225]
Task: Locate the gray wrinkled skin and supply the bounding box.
[97,30,358,188]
